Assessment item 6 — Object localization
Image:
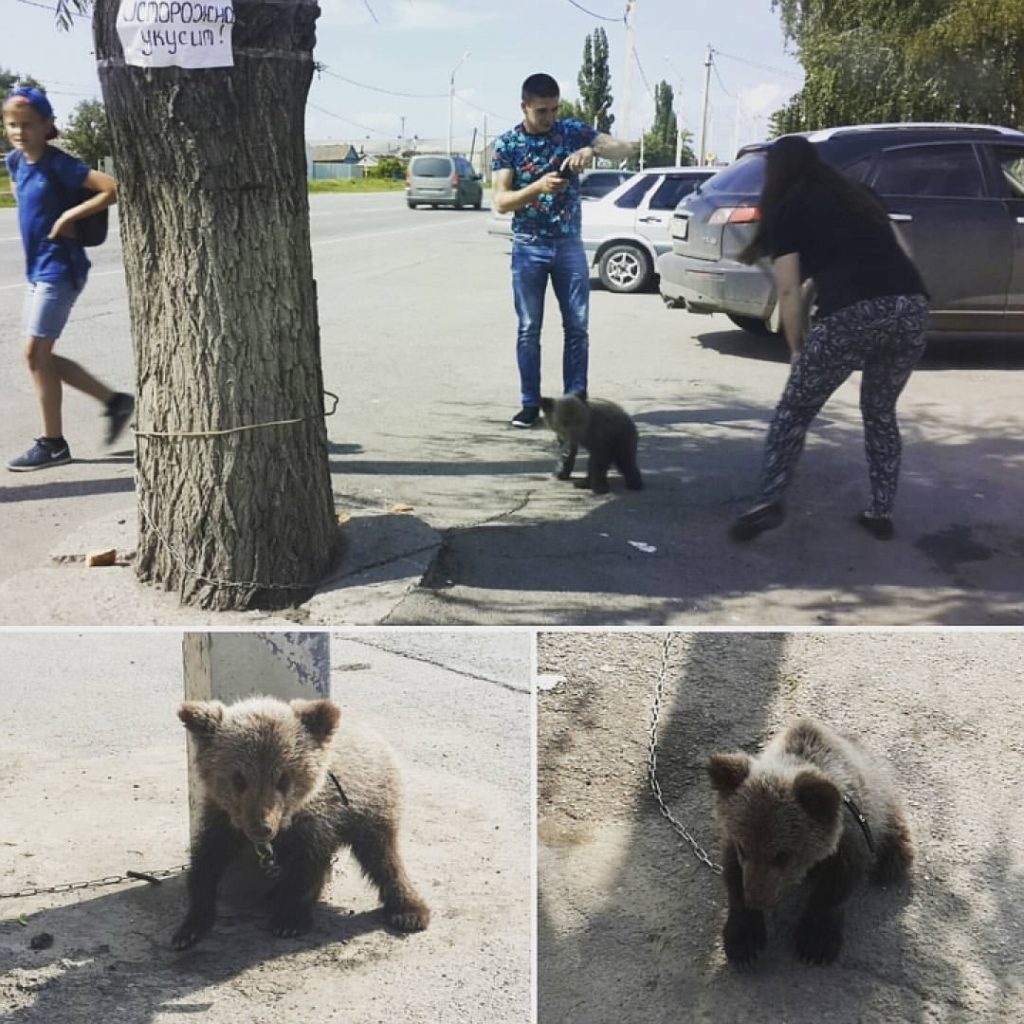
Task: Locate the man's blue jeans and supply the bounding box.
[510,233,590,408]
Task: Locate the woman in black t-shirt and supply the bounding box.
[729,135,929,542]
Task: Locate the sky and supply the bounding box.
[3,0,805,161]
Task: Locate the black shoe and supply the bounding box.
[7,437,72,472]
[857,512,894,540]
[729,501,785,541]
[511,405,540,428]
[104,392,135,446]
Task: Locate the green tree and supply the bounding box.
[557,98,584,121]
[369,155,405,180]
[577,27,615,133]
[769,0,1024,132]
[57,0,339,611]
[640,80,694,166]
[60,99,112,168]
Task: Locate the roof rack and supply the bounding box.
[806,122,1024,141]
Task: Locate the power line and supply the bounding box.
[632,48,654,101]
[712,63,736,99]
[362,0,379,23]
[452,93,515,125]
[318,67,446,99]
[306,102,394,138]
[714,49,803,81]
[563,0,623,22]
[16,0,84,16]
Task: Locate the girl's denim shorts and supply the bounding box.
[22,278,84,340]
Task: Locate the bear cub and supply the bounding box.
[172,696,430,949]
[707,717,912,966]
[539,394,643,494]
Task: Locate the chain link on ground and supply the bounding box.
[647,632,722,874]
[0,865,188,901]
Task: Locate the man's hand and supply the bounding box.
[534,171,569,196]
[561,146,595,176]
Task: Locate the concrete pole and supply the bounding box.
[482,115,488,180]
[639,126,645,170]
[182,632,332,839]
[447,50,470,156]
[622,0,637,140]
[698,44,713,166]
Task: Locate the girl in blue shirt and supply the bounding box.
[3,86,132,471]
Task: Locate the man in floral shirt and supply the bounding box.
[493,73,635,427]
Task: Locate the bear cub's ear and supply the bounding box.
[707,753,752,795]
[178,701,225,737]
[291,699,341,746]
[792,770,841,826]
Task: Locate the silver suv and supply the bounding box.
[407,154,483,210]
[657,123,1024,335]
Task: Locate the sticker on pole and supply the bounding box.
[117,1,236,68]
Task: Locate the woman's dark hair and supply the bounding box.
[522,73,560,102]
[739,134,890,264]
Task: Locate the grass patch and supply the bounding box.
[0,171,13,208]
[308,178,406,194]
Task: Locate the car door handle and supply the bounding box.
[638,216,665,223]
[888,213,913,222]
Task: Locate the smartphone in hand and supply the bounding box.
[553,158,576,180]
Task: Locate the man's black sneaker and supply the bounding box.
[7,437,72,472]
[104,392,135,446]
[511,405,540,427]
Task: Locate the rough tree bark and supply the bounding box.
[92,0,339,610]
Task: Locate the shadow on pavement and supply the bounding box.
[0,475,135,504]
[0,876,394,1024]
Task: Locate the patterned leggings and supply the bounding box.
[757,293,929,517]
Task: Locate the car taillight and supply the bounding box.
[708,205,760,225]
[451,172,460,186]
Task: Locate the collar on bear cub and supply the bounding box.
[251,770,351,877]
[843,794,876,853]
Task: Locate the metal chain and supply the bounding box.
[647,633,722,874]
[0,864,188,901]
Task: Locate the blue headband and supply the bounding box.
[5,86,54,121]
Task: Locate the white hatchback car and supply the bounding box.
[488,166,716,293]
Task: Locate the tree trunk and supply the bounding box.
[93,0,338,611]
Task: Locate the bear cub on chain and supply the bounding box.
[172,696,430,949]
[707,717,912,966]
[539,394,643,494]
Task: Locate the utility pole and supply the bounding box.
[731,94,742,161]
[447,50,470,156]
[639,124,645,170]
[482,115,488,181]
[698,44,713,166]
[622,0,637,140]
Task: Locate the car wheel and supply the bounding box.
[474,194,482,210]
[598,244,652,293]
[407,201,418,209]
[454,195,464,210]
[727,314,772,336]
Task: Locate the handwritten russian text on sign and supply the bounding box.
[116,1,235,69]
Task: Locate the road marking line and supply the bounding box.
[0,268,124,292]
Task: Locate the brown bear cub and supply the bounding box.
[707,718,912,967]
[539,394,643,495]
[172,696,430,949]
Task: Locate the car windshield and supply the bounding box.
[412,157,452,177]
[701,153,766,194]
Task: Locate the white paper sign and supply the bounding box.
[117,1,235,69]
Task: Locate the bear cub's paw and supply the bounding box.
[172,910,215,950]
[723,908,766,966]
[795,910,843,965]
[270,901,315,938]
[386,897,431,932]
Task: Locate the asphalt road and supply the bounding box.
[0,629,532,1024]
[537,631,1024,1024]
[1,191,1023,624]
